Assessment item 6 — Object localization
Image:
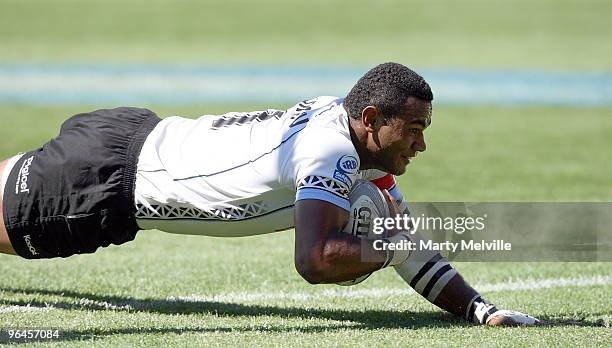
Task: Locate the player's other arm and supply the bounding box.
[371,174,539,326]
[370,174,478,318]
[393,220,540,326]
[294,199,384,284]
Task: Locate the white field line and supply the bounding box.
[0,304,51,314]
[1,275,610,313]
[173,275,612,303]
[0,299,133,314]
[76,298,134,311]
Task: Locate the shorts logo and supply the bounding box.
[23,234,39,256]
[15,155,34,195]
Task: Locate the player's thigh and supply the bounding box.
[0,159,17,255]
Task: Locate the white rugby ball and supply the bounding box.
[337,180,391,286]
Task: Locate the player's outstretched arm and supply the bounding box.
[389,202,540,326]
[394,248,540,326]
[368,175,539,326]
[294,199,386,284]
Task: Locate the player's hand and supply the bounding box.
[382,189,401,217]
[472,299,539,326]
[486,310,541,326]
[479,306,540,326]
[382,189,401,237]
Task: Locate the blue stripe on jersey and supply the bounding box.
[296,188,350,211]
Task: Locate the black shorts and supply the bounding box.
[2,107,161,259]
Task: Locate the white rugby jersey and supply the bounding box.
[134,96,395,237]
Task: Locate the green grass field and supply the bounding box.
[0,105,610,346]
[1,0,611,346]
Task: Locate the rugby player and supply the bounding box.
[0,62,538,326]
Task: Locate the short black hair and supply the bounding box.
[345,62,433,121]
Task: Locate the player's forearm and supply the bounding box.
[428,268,539,326]
[425,271,479,317]
[394,252,539,325]
[389,220,476,319]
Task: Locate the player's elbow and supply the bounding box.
[295,246,346,284]
[295,256,325,284]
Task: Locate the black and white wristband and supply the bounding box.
[465,295,499,324]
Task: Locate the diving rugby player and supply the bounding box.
[0,63,538,326]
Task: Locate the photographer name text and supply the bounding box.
[373,239,512,252]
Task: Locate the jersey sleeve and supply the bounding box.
[290,128,359,211]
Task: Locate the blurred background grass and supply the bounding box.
[1,0,611,70]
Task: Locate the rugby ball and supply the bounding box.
[337,180,391,286]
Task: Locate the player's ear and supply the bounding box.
[361,106,381,133]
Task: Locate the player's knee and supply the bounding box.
[0,220,18,255]
[0,160,17,255]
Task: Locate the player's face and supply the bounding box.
[374,97,431,175]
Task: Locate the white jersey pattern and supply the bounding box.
[134,96,387,237]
